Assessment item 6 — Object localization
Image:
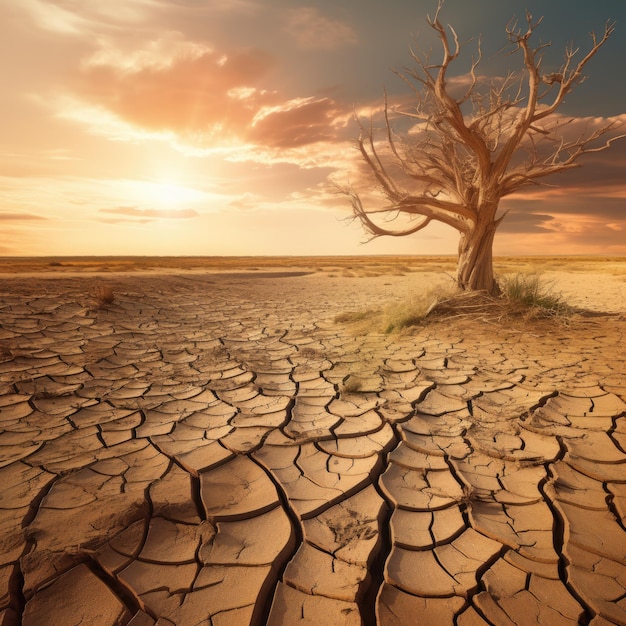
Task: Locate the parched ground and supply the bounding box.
[0,261,625,625]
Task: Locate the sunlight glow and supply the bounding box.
[145,180,207,207]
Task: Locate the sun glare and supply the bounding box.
[129,179,206,208]
[154,181,205,206]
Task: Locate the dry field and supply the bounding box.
[0,256,625,625]
[2,253,626,276]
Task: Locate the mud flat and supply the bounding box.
[0,261,625,625]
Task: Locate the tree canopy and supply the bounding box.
[343,1,623,293]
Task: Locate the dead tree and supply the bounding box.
[344,1,622,294]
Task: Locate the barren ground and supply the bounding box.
[0,256,625,625]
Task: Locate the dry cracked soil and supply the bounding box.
[0,269,625,625]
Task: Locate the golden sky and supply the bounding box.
[1,0,625,257]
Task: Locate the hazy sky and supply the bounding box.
[1,0,625,257]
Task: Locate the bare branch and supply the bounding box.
[354,198,433,239]
[348,189,471,236]
[535,20,615,120]
[458,36,482,105]
[500,120,625,195]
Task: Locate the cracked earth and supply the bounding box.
[0,271,625,625]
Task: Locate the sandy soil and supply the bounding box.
[0,259,625,625]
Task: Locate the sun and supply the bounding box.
[135,179,206,208]
[157,181,197,206]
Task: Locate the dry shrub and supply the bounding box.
[94,283,115,306]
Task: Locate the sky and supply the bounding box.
[1,0,625,257]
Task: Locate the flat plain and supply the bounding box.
[0,256,625,625]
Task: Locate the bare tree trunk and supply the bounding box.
[456,220,499,295]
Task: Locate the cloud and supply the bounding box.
[41,148,79,161]
[53,95,178,144]
[14,0,90,35]
[498,189,626,239]
[99,206,200,222]
[0,212,47,221]
[285,7,358,50]
[497,211,556,233]
[21,2,360,164]
[153,0,259,13]
[15,0,159,35]
[70,36,278,146]
[495,213,626,255]
[250,97,345,148]
[495,190,626,255]
[53,33,356,164]
[83,33,213,74]
[227,192,262,210]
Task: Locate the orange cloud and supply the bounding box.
[57,34,356,163]
[16,0,159,36]
[0,212,47,221]
[495,219,626,255]
[78,38,276,142]
[82,34,212,74]
[250,97,344,148]
[99,206,199,222]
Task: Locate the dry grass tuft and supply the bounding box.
[94,283,115,307]
[381,291,446,333]
[499,273,572,317]
[334,286,454,334]
[334,309,379,324]
[341,376,363,393]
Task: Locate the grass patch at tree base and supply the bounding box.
[334,274,579,333]
[499,273,573,317]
